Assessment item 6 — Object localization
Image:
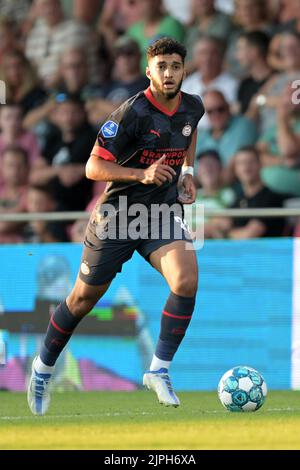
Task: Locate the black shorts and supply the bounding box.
[79,207,192,286]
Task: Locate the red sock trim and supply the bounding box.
[163,310,192,320]
[50,316,72,335]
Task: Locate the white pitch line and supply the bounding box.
[1,407,300,421]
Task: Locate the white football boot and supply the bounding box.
[143,368,180,407]
[27,357,53,415]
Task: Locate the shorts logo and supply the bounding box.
[101,120,119,138]
[81,261,90,275]
[182,124,192,136]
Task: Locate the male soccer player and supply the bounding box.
[27,37,204,415]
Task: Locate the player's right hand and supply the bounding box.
[139,154,176,186]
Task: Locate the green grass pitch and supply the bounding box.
[1,390,300,450]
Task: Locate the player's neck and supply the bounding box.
[150,85,181,113]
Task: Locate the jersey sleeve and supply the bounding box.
[90,103,138,163]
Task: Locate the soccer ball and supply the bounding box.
[218,366,267,412]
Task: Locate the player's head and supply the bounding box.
[146,37,186,99]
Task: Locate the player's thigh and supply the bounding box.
[79,221,138,286]
[67,275,111,318]
[149,240,198,296]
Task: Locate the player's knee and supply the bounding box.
[172,274,198,297]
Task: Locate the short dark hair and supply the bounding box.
[197,149,222,165]
[235,145,260,162]
[239,31,270,57]
[147,37,186,63]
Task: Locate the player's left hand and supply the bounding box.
[178,174,197,204]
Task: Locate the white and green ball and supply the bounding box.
[218,366,267,412]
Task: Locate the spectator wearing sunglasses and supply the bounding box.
[196,90,258,182]
[181,35,239,129]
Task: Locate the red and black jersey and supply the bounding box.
[91,87,204,208]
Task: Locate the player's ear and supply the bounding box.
[146,66,151,80]
[183,68,187,81]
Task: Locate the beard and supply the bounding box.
[151,76,183,100]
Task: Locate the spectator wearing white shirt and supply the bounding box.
[25,0,100,87]
[181,35,239,128]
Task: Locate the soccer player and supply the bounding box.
[27,37,204,415]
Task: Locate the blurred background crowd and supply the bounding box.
[0,0,300,243]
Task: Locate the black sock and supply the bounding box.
[155,292,195,362]
[39,300,81,366]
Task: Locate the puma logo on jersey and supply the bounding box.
[150,129,161,138]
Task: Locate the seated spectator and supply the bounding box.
[0,146,29,243]
[0,0,31,24]
[71,0,101,25]
[0,17,18,65]
[226,0,274,76]
[24,184,69,242]
[256,84,300,197]
[23,47,90,131]
[247,31,300,133]
[235,31,273,114]
[193,149,236,239]
[267,33,285,73]
[26,37,114,132]
[84,37,149,127]
[54,36,112,91]
[97,0,143,45]
[0,103,40,188]
[274,0,299,25]
[279,0,300,34]
[196,90,258,176]
[233,0,274,33]
[25,0,100,87]
[30,93,96,211]
[109,37,149,101]
[218,146,286,239]
[185,0,234,74]
[0,50,47,115]
[182,35,239,128]
[55,47,90,94]
[126,0,185,72]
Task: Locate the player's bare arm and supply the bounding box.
[86,153,176,186]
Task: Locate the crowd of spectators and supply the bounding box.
[0,0,300,243]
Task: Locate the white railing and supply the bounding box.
[0,207,300,222]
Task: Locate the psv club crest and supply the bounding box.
[182,124,192,136]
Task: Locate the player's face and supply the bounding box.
[146,54,185,99]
